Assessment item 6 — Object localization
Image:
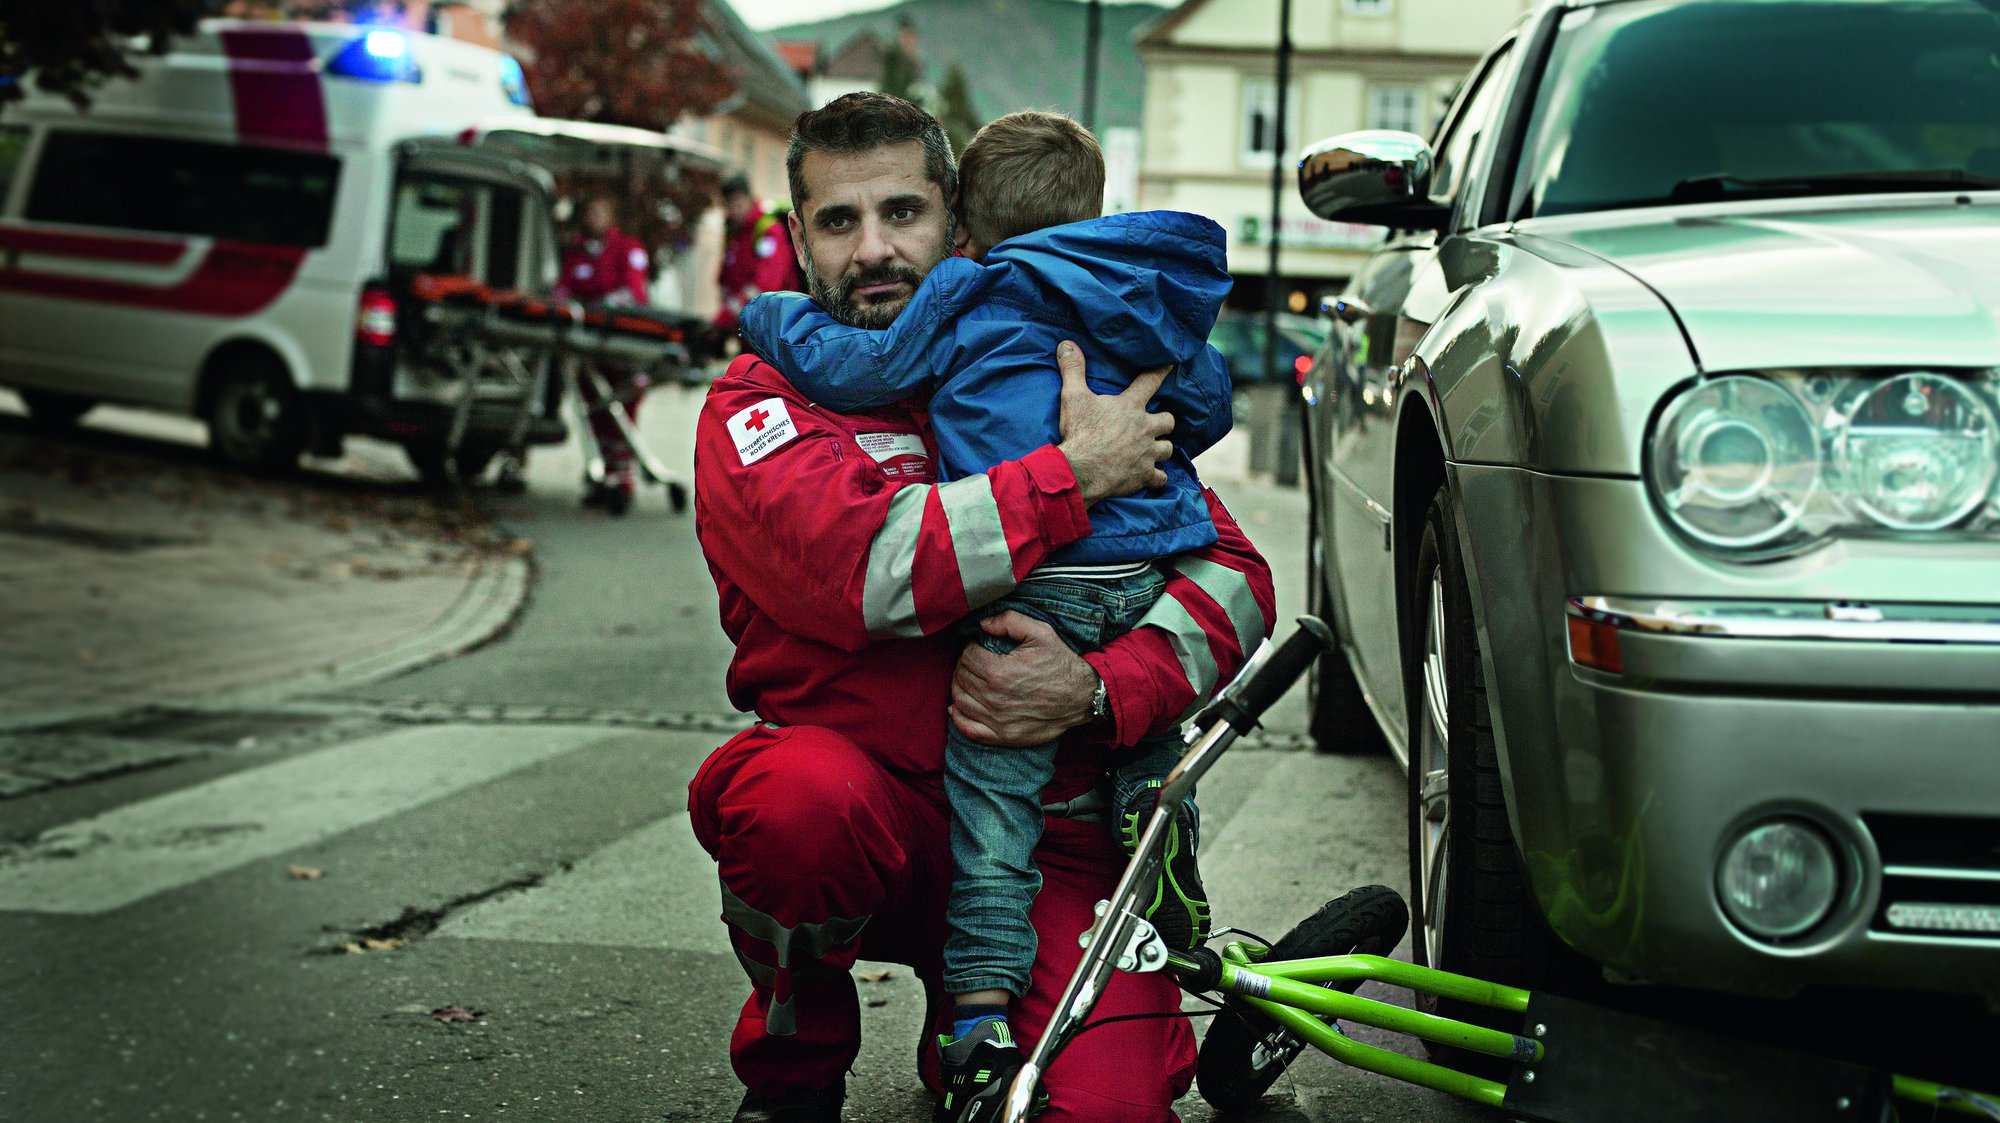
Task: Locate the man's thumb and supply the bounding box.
[1056,340,1085,390]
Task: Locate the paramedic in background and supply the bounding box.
[712,174,802,358]
[557,195,653,510]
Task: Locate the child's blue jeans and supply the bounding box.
[942,567,1192,997]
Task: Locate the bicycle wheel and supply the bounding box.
[1196,884,1408,1113]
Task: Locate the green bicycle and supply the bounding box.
[983,618,2000,1123]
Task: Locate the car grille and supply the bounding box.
[1866,813,2000,940]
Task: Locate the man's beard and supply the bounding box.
[800,216,954,330]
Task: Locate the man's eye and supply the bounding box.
[890,208,916,222]
[823,217,853,232]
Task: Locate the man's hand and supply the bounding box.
[949,612,1100,746]
[1055,340,1175,506]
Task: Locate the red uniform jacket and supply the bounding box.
[716,203,804,329]
[558,226,649,306]
[695,354,1275,795]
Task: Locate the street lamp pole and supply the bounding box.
[1262,0,1293,414]
[1081,0,1103,131]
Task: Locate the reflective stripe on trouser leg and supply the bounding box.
[720,877,870,1036]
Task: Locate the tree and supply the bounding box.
[505,0,735,268]
[879,40,922,107]
[0,0,207,108]
[505,0,733,133]
[936,62,982,157]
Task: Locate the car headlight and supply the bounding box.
[1830,372,1998,531]
[1649,376,1821,548]
[1647,369,2000,557]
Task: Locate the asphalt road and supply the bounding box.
[1,386,1494,1123]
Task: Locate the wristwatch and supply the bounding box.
[1088,672,1110,723]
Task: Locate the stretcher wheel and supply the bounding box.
[1196,885,1408,1112]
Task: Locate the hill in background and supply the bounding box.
[770,0,1170,132]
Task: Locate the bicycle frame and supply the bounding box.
[993,618,2000,1123]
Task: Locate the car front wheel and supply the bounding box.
[1406,485,1563,1062]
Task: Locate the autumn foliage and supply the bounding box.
[505,0,734,132]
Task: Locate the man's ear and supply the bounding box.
[787,209,809,273]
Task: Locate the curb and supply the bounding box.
[0,555,533,735]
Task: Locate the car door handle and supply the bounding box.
[1321,295,1372,325]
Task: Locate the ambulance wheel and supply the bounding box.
[667,481,689,514]
[19,390,96,427]
[205,354,304,473]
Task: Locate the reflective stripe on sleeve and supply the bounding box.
[862,485,929,637]
[937,475,1014,612]
[1132,593,1222,722]
[1168,557,1265,667]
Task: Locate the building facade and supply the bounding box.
[1137,0,1531,312]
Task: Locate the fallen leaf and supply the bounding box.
[361,937,407,952]
[429,1005,484,1023]
[856,968,894,983]
[287,865,324,880]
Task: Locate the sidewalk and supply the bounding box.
[0,401,532,739]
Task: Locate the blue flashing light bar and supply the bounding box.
[327,30,421,84]
[498,53,533,109]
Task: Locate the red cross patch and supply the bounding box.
[728,397,797,466]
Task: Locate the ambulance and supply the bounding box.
[0,21,577,478]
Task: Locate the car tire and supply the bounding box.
[205,354,304,473]
[1406,485,1567,1067]
[19,389,96,427]
[1196,884,1408,1112]
[1307,518,1388,754]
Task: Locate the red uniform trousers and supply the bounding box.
[688,722,1197,1121]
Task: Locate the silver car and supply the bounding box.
[1295,0,2000,1023]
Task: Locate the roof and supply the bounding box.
[706,0,812,126]
[773,40,818,77]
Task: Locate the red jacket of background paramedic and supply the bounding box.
[557,226,649,306]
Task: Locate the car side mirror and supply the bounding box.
[1298,130,1449,231]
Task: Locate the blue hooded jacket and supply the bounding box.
[740,210,1234,566]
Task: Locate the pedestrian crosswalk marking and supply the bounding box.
[0,725,603,915]
[436,811,731,954]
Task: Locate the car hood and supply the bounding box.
[1543,196,2000,373]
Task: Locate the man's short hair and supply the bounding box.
[786,92,956,209]
[721,173,751,198]
[957,110,1104,250]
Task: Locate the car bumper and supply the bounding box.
[1453,464,2000,1002]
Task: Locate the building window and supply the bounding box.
[1240,78,1299,168]
[1366,84,1427,136]
[1344,0,1392,13]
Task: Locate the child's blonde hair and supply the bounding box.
[956,110,1105,250]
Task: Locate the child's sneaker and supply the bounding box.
[933,1018,1042,1123]
[1118,781,1211,950]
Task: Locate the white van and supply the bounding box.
[0,20,574,479]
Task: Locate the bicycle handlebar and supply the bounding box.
[1188,615,1336,737]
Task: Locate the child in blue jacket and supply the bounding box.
[740,109,1233,1101]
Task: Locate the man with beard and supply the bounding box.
[691,93,1273,1123]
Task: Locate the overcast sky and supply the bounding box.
[732,0,1165,32]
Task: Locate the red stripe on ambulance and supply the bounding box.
[218,29,330,150]
[0,28,325,316]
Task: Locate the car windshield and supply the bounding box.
[1514,0,2000,218]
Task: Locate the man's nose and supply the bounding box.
[854,216,896,266]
